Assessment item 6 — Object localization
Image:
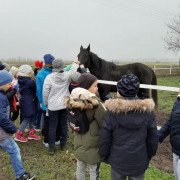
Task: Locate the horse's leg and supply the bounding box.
[137,88,150,99]
[98,84,110,102]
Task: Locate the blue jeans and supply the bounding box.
[0,137,25,178]
[19,117,35,132]
[49,109,67,146]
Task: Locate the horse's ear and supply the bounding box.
[87,44,90,51]
[80,45,83,51]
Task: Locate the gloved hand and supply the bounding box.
[14,84,19,91]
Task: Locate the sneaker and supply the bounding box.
[48,146,55,155]
[16,172,35,180]
[35,128,41,132]
[43,141,49,148]
[60,144,67,151]
[55,140,60,146]
[15,131,28,143]
[28,129,41,140]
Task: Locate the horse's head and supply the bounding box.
[77,44,91,68]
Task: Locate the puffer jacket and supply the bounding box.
[64,88,106,164]
[159,96,180,156]
[43,62,80,111]
[18,76,38,119]
[99,97,158,176]
[36,66,53,111]
[0,89,17,141]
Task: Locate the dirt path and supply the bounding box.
[151,110,173,173]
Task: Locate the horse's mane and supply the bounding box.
[90,51,116,70]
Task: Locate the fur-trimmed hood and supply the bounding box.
[64,96,99,110]
[64,87,99,110]
[104,98,155,114]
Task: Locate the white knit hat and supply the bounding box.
[9,66,19,77]
[18,65,32,77]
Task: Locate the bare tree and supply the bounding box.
[164,13,180,52]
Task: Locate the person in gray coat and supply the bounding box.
[43,59,80,155]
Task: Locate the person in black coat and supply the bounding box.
[99,74,158,180]
[159,91,180,180]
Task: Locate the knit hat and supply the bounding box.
[117,74,140,97]
[0,71,12,86]
[0,64,5,70]
[78,73,97,90]
[52,59,64,72]
[44,54,55,65]
[9,66,19,77]
[18,65,32,77]
[3,63,10,72]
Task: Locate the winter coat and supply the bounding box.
[5,88,17,113]
[159,96,180,156]
[43,62,80,111]
[99,97,158,176]
[36,66,53,111]
[65,88,106,165]
[0,89,17,141]
[18,76,38,119]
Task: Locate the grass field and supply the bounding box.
[0,75,179,180]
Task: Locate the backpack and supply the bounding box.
[67,109,90,134]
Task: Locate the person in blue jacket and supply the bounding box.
[159,89,180,180]
[36,54,61,147]
[0,70,35,180]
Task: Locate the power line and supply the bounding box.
[92,0,166,21]
[91,0,174,22]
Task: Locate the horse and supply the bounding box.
[77,44,158,106]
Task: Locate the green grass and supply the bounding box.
[0,131,175,180]
[157,76,179,114]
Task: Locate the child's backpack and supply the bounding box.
[67,109,89,134]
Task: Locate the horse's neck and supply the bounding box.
[88,53,102,77]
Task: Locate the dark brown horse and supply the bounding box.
[78,45,158,105]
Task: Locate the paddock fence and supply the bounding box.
[97,80,179,92]
[153,65,180,74]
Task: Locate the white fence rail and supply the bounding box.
[153,65,180,74]
[97,80,179,92]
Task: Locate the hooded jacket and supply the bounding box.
[18,76,38,119]
[0,89,17,141]
[99,97,158,176]
[65,87,106,164]
[159,96,180,156]
[36,66,53,111]
[43,62,79,111]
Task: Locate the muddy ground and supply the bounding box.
[151,110,173,173]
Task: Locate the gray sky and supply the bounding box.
[0,0,179,61]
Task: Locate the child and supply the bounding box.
[64,73,106,180]
[8,66,20,122]
[0,70,35,180]
[99,74,158,180]
[15,65,40,142]
[159,89,180,180]
[43,59,80,155]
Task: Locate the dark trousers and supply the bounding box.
[49,109,67,147]
[42,111,60,144]
[111,168,145,180]
[34,103,42,128]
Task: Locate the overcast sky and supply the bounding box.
[0,0,179,61]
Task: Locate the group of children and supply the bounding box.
[0,57,180,180]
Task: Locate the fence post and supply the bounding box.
[170,65,172,74]
[153,65,156,73]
